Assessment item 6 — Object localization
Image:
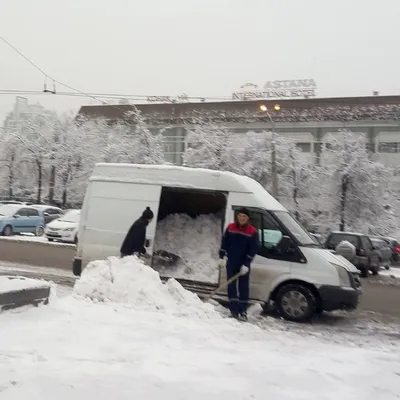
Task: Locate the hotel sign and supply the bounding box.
[232,79,317,100]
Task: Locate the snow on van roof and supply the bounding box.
[91,163,286,212]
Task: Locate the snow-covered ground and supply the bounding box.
[380,267,400,280]
[153,213,221,283]
[0,256,399,399]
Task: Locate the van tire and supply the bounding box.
[275,284,316,322]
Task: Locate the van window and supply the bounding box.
[273,211,315,246]
[247,210,297,262]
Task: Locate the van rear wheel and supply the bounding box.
[275,284,316,322]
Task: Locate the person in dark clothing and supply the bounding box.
[120,207,154,258]
[218,207,259,321]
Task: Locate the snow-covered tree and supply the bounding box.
[12,110,60,203]
[241,131,271,187]
[124,109,165,165]
[320,131,397,234]
[277,140,319,224]
[183,119,244,173]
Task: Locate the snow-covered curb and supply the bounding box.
[0,276,51,311]
[0,236,76,248]
[0,276,50,294]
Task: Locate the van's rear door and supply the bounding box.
[81,180,161,264]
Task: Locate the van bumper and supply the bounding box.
[73,257,82,276]
[318,286,361,312]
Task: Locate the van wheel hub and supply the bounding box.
[281,291,308,317]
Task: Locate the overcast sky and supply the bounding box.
[1,0,399,122]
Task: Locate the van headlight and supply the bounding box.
[332,264,351,287]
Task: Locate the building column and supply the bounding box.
[314,128,323,166]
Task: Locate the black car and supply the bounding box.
[31,205,63,225]
[325,232,380,278]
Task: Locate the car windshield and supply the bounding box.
[273,211,317,246]
[0,205,18,217]
[59,210,80,223]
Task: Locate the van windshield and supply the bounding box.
[273,211,317,246]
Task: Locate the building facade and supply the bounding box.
[77,95,400,167]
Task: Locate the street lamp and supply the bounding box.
[258,104,281,199]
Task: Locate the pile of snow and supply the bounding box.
[153,213,221,282]
[73,256,218,319]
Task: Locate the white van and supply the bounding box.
[73,163,362,322]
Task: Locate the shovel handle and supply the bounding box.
[205,271,243,302]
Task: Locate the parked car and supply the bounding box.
[378,237,400,264]
[324,231,380,277]
[370,237,391,270]
[45,209,80,244]
[0,204,45,236]
[31,205,63,225]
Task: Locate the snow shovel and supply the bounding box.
[204,271,243,302]
[152,250,181,267]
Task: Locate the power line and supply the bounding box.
[0,33,124,109]
[0,35,48,77]
[0,34,232,107]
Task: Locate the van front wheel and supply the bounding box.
[275,284,316,322]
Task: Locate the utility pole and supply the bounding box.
[271,119,278,199]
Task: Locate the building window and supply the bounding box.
[296,142,311,153]
[378,142,399,153]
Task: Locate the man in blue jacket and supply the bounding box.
[218,207,259,321]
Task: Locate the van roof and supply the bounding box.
[91,163,286,212]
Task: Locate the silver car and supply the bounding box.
[370,237,391,270]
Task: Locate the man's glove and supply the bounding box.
[240,266,250,276]
[218,258,227,269]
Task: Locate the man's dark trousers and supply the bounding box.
[226,262,250,316]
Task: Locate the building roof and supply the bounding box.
[76,95,400,125]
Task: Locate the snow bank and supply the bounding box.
[379,267,400,280]
[73,256,218,319]
[0,276,50,294]
[153,213,221,282]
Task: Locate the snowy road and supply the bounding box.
[0,293,399,399]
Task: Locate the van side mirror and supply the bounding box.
[44,212,50,217]
[13,215,19,219]
[145,239,150,247]
[280,235,296,253]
